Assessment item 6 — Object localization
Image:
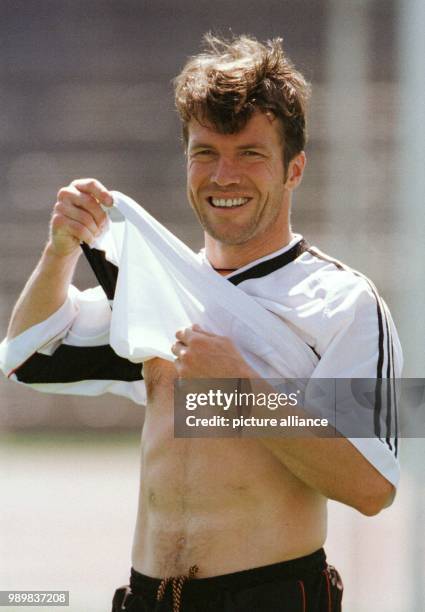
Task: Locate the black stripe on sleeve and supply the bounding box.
[385,302,399,457]
[373,297,385,440]
[307,247,396,451]
[390,334,399,457]
[80,244,118,301]
[14,344,143,384]
[307,247,387,379]
[383,303,393,450]
[13,244,142,387]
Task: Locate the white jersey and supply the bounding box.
[0,195,402,486]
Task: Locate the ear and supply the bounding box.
[284,152,306,190]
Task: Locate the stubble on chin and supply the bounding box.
[195,203,262,246]
[207,201,283,246]
[189,192,282,247]
[202,219,259,245]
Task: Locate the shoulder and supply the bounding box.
[296,245,382,316]
[300,246,402,378]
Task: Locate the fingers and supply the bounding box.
[191,324,215,336]
[172,327,244,379]
[50,178,113,254]
[57,180,111,228]
[69,178,113,207]
[175,325,216,345]
[172,326,219,377]
[172,326,204,362]
[171,341,187,359]
[50,214,97,246]
[54,198,102,238]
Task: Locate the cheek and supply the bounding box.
[247,161,278,183]
[187,164,204,192]
[186,169,203,208]
[250,169,274,195]
[263,167,285,193]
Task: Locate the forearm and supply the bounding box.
[172,326,393,514]
[260,435,394,516]
[172,328,396,516]
[7,242,81,339]
[6,178,111,340]
[243,373,395,515]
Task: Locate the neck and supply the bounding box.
[205,226,294,271]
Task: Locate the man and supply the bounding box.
[0,35,401,611]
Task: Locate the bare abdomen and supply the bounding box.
[132,359,327,577]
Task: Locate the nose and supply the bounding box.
[211,157,241,186]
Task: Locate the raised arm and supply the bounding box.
[7,178,113,339]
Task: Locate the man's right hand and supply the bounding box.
[49,178,113,257]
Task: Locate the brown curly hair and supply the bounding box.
[174,33,311,171]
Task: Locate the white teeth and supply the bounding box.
[211,197,249,208]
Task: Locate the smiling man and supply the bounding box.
[0,35,402,611]
[186,111,296,249]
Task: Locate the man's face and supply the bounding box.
[186,112,289,246]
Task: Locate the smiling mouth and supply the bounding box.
[208,197,251,208]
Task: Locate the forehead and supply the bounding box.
[187,112,282,149]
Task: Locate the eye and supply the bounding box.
[194,149,215,156]
[242,150,263,158]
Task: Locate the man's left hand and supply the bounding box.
[171,324,255,379]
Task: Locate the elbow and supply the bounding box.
[355,479,396,517]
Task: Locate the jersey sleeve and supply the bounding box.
[0,284,146,405]
[311,275,402,488]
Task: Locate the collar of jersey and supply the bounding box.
[200,234,309,286]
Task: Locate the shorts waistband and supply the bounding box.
[130,548,327,598]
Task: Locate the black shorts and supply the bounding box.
[112,548,343,611]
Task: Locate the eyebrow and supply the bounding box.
[236,143,268,150]
[188,142,215,150]
[188,142,268,151]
